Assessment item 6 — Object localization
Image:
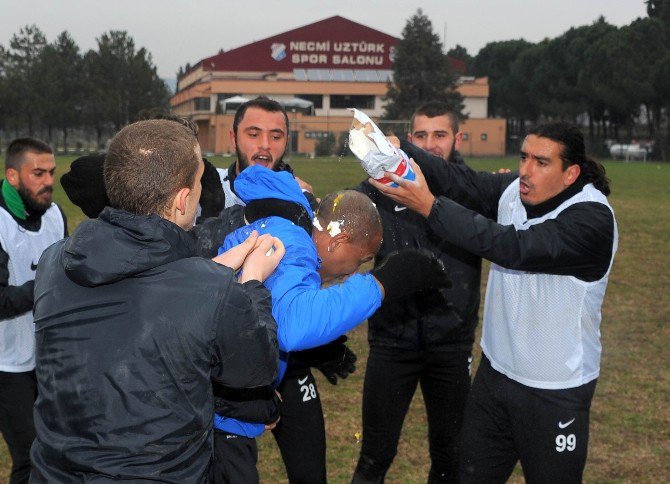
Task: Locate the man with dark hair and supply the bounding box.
[0,138,66,484]
[408,101,462,161]
[29,119,283,482]
[371,122,617,483]
[353,103,479,483]
[218,96,311,206]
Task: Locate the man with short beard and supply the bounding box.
[217,95,313,208]
[353,102,480,483]
[0,138,66,484]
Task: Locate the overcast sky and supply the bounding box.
[1,0,648,79]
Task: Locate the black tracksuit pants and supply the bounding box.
[0,370,37,484]
[459,355,597,483]
[211,366,326,484]
[273,366,327,483]
[354,346,472,483]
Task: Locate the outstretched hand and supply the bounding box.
[239,235,285,283]
[368,159,436,218]
[212,230,262,271]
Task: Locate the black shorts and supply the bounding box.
[460,355,597,484]
[211,431,259,484]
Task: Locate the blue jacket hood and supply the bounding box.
[235,166,313,218]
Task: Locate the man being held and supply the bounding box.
[353,101,479,483]
[372,122,617,483]
[0,138,66,484]
[30,119,283,482]
[213,165,450,483]
[194,97,361,482]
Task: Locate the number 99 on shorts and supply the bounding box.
[555,433,576,452]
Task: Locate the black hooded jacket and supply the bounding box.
[30,207,278,483]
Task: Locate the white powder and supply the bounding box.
[327,220,342,237]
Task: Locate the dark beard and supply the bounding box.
[235,145,286,174]
[18,183,52,216]
[235,146,251,173]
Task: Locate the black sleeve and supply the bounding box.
[213,385,280,424]
[427,198,615,281]
[400,139,517,218]
[211,279,279,388]
[192,205,246,258]
[0,246,34,319]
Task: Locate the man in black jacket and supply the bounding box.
[30,119,284,482]
[370,122,617,483]
[353,102,480,483]
[0,138,66,484]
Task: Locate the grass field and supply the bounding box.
[1,155,669,483]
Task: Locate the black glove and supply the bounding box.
[212,381,280,424]
[198,158,226,219]
[372,250,451,301]
[292,335,357,385]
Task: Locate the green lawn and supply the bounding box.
[2,155,669,482]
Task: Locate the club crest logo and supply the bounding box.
[271,43,286,62]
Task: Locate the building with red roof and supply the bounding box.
[171,16,504,156]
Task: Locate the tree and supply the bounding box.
[5,25,47,135]
[0,44,10,136]
[653,52,670,159]
[647,0,670,28]
[472,39,533,128]
[384,9,463,120]
[447,44,473,73]
[35,31,83,149]
[82,30,169,146]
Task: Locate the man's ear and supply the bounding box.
[407,131,413,142]
[564,164,581,186]
[454,131,463,151]
[328,232,350,253]
[230,130,237,150]
[5,168,19,188]
[173,187,191,216]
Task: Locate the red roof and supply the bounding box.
[196,15,399,72]
[191,15,466,75]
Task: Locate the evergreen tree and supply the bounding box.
[447,44,473,73]
[384,9,463,120]
[5,25,47,135]
[35,31,83,149]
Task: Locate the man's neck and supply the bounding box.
[0,180,46,231]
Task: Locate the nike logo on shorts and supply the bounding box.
[394,205,407,212]
[558,418,575,429]
[298,376,309,385]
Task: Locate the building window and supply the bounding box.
[331,70,355,82]
[330,95,375,109]
[296,94,323,109]
[305,131,330,139]
[194,97,211,111]
[354,70,379,82]
[481,133,488,141]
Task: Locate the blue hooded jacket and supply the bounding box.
[214,166,382,437]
